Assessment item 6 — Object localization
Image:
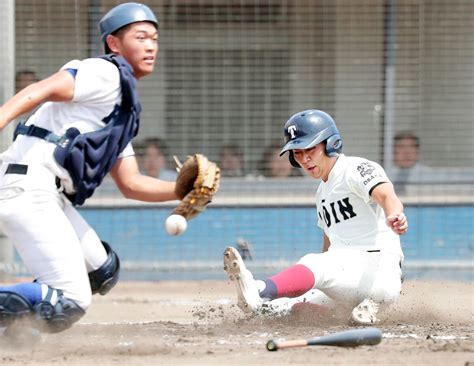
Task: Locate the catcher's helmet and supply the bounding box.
[280,110,343,167]
[99,2,158,49]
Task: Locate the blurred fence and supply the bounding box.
[0,0,473,280]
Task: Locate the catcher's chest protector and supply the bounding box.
[13,54,141,206]
[53,54,141,205]
[14,55,141,205]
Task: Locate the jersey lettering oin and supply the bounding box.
[318,197,357,227]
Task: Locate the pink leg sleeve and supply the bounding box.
[269,264,315,298]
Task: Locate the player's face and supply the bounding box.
[293,143,333,181]
[111,22,158,79]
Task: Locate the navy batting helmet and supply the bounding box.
[99,2,158,51]
[280,110,343,167]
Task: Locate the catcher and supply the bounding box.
[0,2,218,336]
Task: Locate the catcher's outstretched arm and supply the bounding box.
[111,155,178,202]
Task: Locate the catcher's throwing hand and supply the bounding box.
[386,212,408,235]
[172,154,220,221]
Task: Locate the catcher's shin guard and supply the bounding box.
[0,290,85,333]
[0,291,34,327]
[88,241,120,295]
[34,296,85,333]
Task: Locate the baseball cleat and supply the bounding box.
[351,298,379,325]
[223,246,262,312]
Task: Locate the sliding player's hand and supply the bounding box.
[386,212,408,235]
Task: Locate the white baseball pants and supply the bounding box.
[0,163,107,309]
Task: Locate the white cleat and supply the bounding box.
[223,247,263,313]
[351,298,379,325]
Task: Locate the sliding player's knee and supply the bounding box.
[296,253,328,282]
[88,241,120,295]
[297,253,321,270]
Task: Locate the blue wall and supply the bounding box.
[80,205,474,264]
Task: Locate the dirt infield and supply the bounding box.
[0,279,473,365]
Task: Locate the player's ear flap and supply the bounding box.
[325,134,342,157]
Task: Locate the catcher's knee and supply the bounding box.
[0,290,85,333]
[88,241,120,295]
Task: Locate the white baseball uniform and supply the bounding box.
[0,58,134,309]
[294,154,404,309]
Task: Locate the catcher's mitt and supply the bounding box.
[172,154,220,221]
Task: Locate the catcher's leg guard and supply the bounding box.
[34,295,85,333]
[88,241,120,295]
[0,289,85,334]
[0,291,34,327]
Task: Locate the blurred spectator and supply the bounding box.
[391,132,431,190]
[15,70,39,93]
[393,132,421,170]
[137,137,177,181]
[258,141,301,177]
[219,143,245,177]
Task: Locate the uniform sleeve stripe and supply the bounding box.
[65,68,78,78]
[368,181,387,196]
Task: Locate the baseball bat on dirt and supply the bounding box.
[266,327,382,351]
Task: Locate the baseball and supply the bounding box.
[165,214,187,236]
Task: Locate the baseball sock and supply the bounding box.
[0,283,42,305]
[259,264,315,300]
[0,283,62,306]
